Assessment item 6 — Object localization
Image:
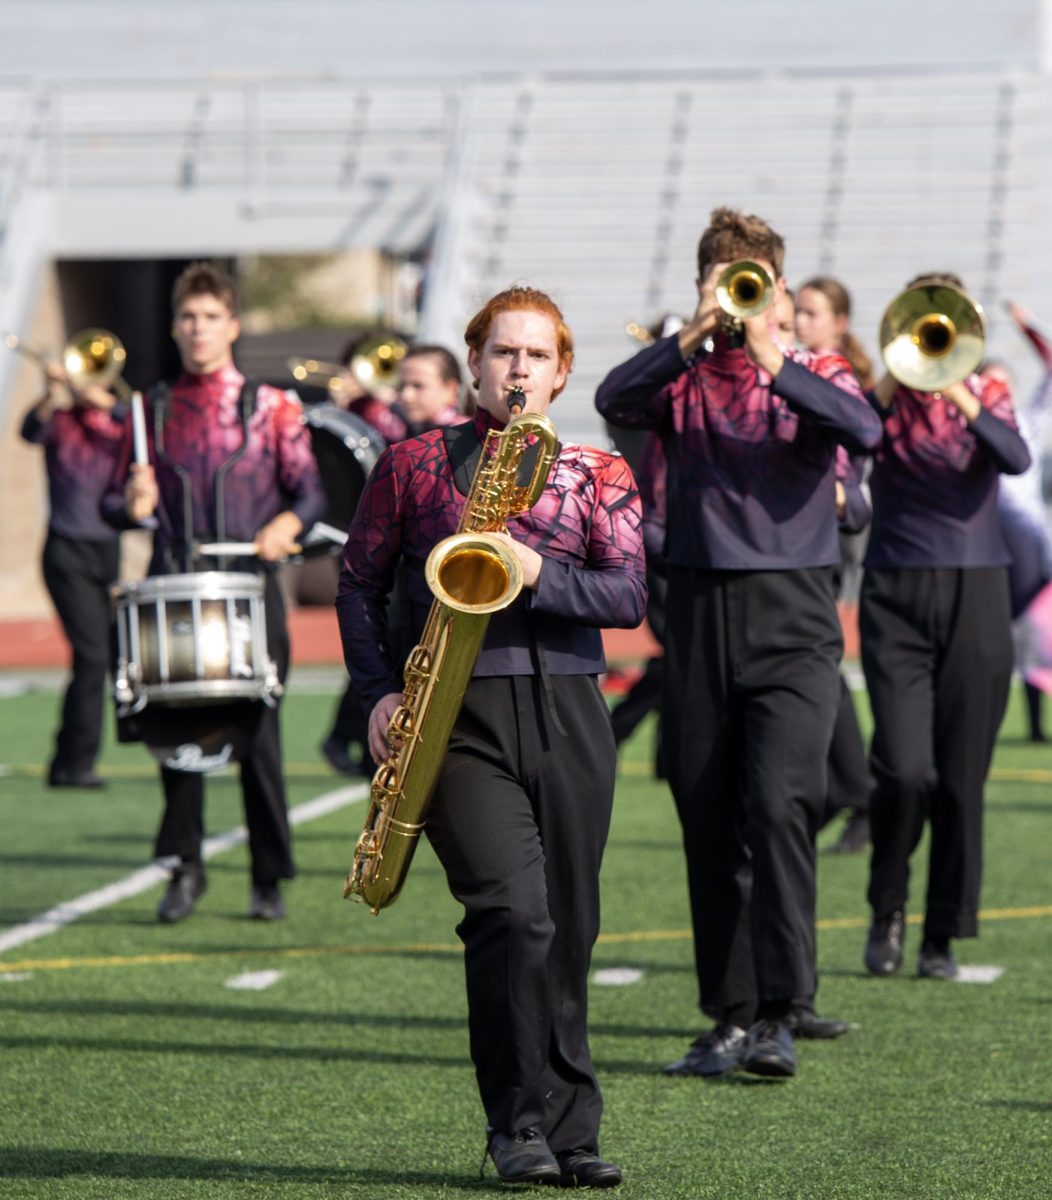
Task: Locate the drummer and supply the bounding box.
[320,342,467,776]
[102,261,325,924]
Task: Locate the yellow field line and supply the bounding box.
[3,904,1050,974]
[6,761,1052,785]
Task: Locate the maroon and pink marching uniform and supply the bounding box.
[597,330,881,1040]
[103,363,325,887]
[103,364,324,571]
[337,406,645,1158]
[861,372,1029,959]
[22,401,128,782]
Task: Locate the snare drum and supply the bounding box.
[113,572,281,714]
[301,404,385,555]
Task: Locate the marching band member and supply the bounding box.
[20,365,127,789]
[103,262,325,923]
[793,276,875,853]
[338,286,644,1187]
[861,273,1029,981]
[596,207,882,1080]
[986,303,1052,742]
[794,276,876,390]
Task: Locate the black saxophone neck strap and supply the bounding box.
[443,421,484,497]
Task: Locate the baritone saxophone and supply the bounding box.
[344,393,558,914]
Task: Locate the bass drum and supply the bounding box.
[300,404,385,556]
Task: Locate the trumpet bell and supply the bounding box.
[350,334,407,392]
[62,328,127,388]
[715,260,775,321]
[880,283,986,392]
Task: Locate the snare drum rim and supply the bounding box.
[112,571,265,604]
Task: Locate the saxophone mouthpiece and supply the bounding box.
[506,386,526,415]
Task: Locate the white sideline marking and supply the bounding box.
[0,972,33,983]
[225,969,283,991]
[0,782,369,956]
[593,967,644,986]
[956,965,1005,984]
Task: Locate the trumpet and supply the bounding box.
[625,315,686,346]
[715,260,775,330]
[3,327,131,400]
[879,282,986,392]
[288,332,408,398]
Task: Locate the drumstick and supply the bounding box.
[131,391,149,465]
[198,542,259,556]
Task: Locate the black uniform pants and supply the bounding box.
[609,568,666,751]
[425,674,615,1152]
[663,567,842,1016]
[820,674,872,827]
[42,531,120,775]
[860,568,1012,938]
[155,572,295,884]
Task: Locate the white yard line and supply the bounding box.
[593,967,645,986]
[0,781,368,956]
[956,965,1006,984]
[225,969,284,991]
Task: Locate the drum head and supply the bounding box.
[303,405,385,556]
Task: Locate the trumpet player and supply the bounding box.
[19,354,128,789]
[596,207,882,1080]
[861,273,1030,981]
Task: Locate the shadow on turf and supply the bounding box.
[0,1032,469,1067]
[0,1148,503,1189]
[0,998,696,1042]
[0,1033,785,1079]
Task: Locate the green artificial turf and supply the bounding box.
[0,679,1050,1198]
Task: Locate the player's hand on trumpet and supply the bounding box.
[678,263,723,359]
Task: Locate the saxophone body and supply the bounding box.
[344,407,558,914]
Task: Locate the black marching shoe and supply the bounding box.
[320,735,356,776]
[787,1006,850,1040]
[662,1023,747,1077]
[248,882,287,921]
[156,862,207,923]
[553,1149,622,1189]
[829,812,870,855]
[917,937,958,980]
[485,1127,560,1184]
[742,1020,797,1078]
[47,767,105,790]
[864,910,905,977]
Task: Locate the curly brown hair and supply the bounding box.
[697,207,786,281]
